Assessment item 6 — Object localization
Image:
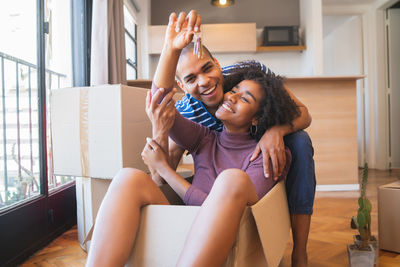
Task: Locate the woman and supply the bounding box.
[86,12,299,267]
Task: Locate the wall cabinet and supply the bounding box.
[148,23,257,54]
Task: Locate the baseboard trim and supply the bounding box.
[316,184,360,191]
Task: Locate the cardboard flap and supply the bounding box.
[251,181,290,267]
[224,208,267,267]
[380,180,400,189]
[127,205,200,267]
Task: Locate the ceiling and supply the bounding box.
[322,0,377,5]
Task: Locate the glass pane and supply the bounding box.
[125,34,137,63]
[0,1,41,210]
[123,5,136,38]
[126,64,137,80]
[44,0,75,191]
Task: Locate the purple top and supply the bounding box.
[152,84,291,206]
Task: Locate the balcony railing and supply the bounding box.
[0,51,67,208]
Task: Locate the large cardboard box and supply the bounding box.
[378,180,400,253]
[50,84,151,178]
[50,84,152,250]
[126,181,290,267]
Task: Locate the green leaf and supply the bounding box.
[365,198,372,212]
[358,197,364,209]
[357,212,366,228]
[361,209,370,225]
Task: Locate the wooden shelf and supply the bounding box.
[256,45,306,52]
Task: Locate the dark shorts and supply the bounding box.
[284,130,316,215]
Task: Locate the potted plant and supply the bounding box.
[347,163,377,267]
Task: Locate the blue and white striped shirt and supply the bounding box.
[175,61,273,132]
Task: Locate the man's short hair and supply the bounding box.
[180,42,213,60]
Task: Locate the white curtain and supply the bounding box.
[91,0,127,85]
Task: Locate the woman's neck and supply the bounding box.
[222,123,251,134]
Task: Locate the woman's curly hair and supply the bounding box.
[223,61,300,141]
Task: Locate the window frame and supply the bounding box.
[0,0,91,265]
[123,1,138,80]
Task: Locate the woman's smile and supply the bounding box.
[221,102,235,113]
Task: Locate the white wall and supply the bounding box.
[323,16,363,76]
[323,0,399,169]
[214,51,304,77]
[300,0,324,75]
[322,15,364,166]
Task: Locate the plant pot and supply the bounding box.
[354,235,378,264]
[347,244,375,267]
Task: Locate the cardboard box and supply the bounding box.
[378,180,400,253]
[126,180,290,267]
[76,168,194,252]
[76,177,111,251]
[50,84,152,178]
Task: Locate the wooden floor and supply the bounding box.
[20,169,400,267]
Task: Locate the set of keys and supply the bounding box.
[193,33,203,59]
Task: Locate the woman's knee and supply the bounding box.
[212,169,251,201]
[110,168,167,204]
[112,168,149,187]
[284,131,314,157]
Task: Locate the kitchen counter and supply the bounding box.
[285,75,364,186]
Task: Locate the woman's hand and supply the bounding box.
[250,126,286,180]
[145,88,176,138]
[141,138,169,172]
[164,10,201,51]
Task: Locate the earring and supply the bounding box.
[250,125,258,135]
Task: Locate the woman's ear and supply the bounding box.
[251,117,259,127]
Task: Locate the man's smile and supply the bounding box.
[201,85,217,96]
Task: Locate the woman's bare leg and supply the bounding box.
[177,169,259,267]
[86,168,169,267]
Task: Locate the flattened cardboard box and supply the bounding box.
[125,181,290,267]
[378,180,400,253]
[50,84,151,178]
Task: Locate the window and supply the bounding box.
[0,0,87,264]
[123,3,138,80]
[0,0,74,211]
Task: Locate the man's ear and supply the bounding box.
[176,79,186,92]
[213,57,222,71]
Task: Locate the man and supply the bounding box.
[153,10,316,267]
